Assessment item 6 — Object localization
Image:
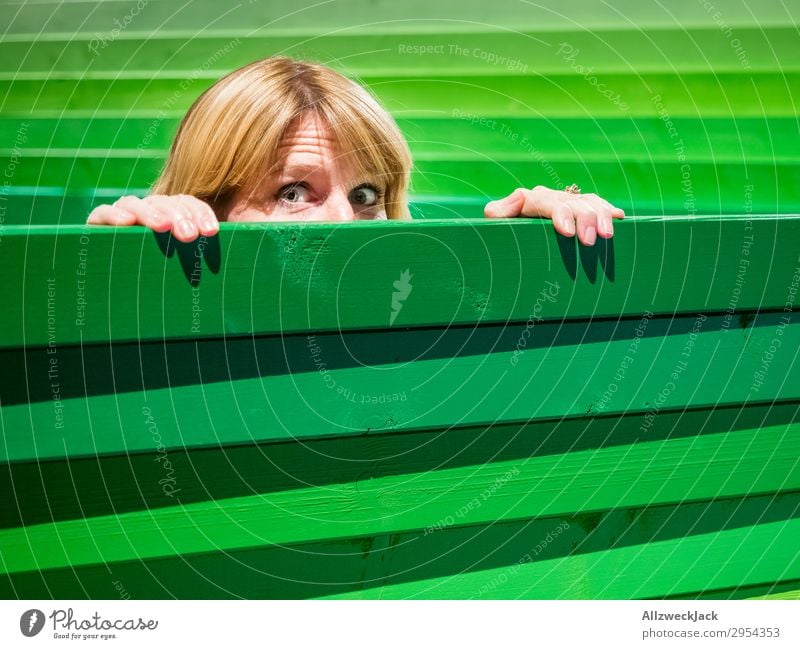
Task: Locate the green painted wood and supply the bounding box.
[1,156,795,217]
[667,580,800,600]
[0,192,499,224]
[1,401,793,530]
[1,403,798,575]
[2,27,798,74]
[2,216,798,350]
[1,218,797,597]
[1,490,797,599]
[752,589,800,600]
[2,0,798,223]
[2,310,799,462]
[3,0,795,36]
[319,515,800,599]
[3,73,798,115]
[3,116,798,158]
[2,0,799,601]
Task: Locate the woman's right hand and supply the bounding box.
[87,194,220,243]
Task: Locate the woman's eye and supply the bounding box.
[278,184,311,203]
[349,185,379,206]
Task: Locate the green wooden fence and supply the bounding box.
[1,0,799,223]
[1,215,799,599]
[1,0,799,600]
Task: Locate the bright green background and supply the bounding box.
[1,0,799,223]
[1,1,799,601]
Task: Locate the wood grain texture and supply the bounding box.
[2,310,799,462]
[1,406,798,574]
[1,487,798,599]
[1,219,797,597]
[2,216,799,349]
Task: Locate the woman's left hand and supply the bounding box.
[484,185,625,246]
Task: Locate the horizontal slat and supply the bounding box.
[2,311,799,461]
[1,407,797,574]
[0,191,497,224]
[3,73,798,116]
[1,216,798,349]
[3,116,798,159]
[2,0,795,35]
[668,579,800,600]
[321,515,800,599]
[1,490,797,599]
[1,401,795,527]
[1,157,795,218]
[2,28,797,74]
[1,158,795,218]
[4,191,791,226]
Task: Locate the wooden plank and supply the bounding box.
[751,589,800,600]
[1,401,794,528]
[667,579,800,600]
[1,192,497,226]
[1,408,797,574]
[320,516,800,599]
[3,0,794,36]
[0,488,797,599]
[1,216,798,349]
[2,27,797,74]
[3,116,798,159]
[4,190,792,227]
[2,156,797,218]
[1,311,799,461]
[3,73,798,116]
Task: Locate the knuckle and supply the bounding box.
[177,193,199,206]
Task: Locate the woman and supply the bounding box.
[87,56,623,245]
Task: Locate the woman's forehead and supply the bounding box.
[278,114,335,156]
[275,114,366,180]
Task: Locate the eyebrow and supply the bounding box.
[275,165,384,190]
[276,164,322,179]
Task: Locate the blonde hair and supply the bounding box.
[152,56,413,219]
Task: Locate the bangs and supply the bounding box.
[154,56,412,219]
[319,91,411,218]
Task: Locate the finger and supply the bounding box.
[582,194,624,238]
[568,200,599,246]
[114,195,172,232]
[514,187,577,236]
[484,188,526,218]
[578,196,615,238]
[87,204,137,226]
[175,194,219,236]
[550,203,576,238]
[144,195,199,242]
[583,192,625,219]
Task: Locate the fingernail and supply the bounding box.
[201,218,218,232]
[485,201,508,217]
[584,226,597,245]
[561,217,575,236]
[177,220,195,238]
[600,215,613,236]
